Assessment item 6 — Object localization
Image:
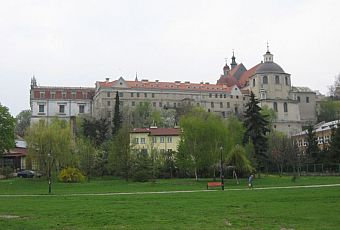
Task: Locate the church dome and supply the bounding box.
[255,62,285,74]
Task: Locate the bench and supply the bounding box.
[207,182,223,189]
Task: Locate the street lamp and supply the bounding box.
[220,146,224,190]
[47,153,52,194]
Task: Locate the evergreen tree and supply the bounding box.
[305,124,319,163]
[112,91,122,136]
[243,92,270,173]
[328,125,340,163]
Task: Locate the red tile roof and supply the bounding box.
[238,63,261,87]
[131,127,180,136]
[32,87,95,100]
[99,80,234,93]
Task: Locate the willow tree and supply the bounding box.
[26,118,75,173]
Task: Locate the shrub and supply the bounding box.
[58,167,85,183]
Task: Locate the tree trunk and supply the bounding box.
[194,168,198,181]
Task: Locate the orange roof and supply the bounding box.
[238,63,261,87]
[131,127,180,136]
[99,80,234,93]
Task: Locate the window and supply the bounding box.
[167,137,172,143]
[324,136,330,143]
[306,97,310,103]
[107,101,111,106]
[137,93,140,97]
[131,92,134,97]
[263,76,268,84]
[283,102,288,112]
[132,101,135,106]
[318,136,323,144]
[220,94,222,98]
[159,102,162,107]
[224,94,226,98]
[38,104,44,113]
[236,95,239,99]
[152,93,155,98]
[260,92,266,100]
[51,92,56,99]
[144,93,147,98]
[297,96,300,102]
[209,93,212,98]
[119,92,123,97]
[211,102,214,108]
[40,92,45,99]
[141,138,146,144]
[107,92,110,97]
[134,138,139,144]
[227,102,230,108]
[72,92,76,99]
[215,94,218,98]
[285,76,289,86]
[273,102,278,112]
[174,103,176,108]
[79,105,85,113]
[220,102,223,108]
[59,105,65,114]
[230,95,233,99]
[62,92,66,99]
[253,79,255,87]
[153,102,156,107]
[152,137,157,143]
[160,137,164,143]
[275,75,280,84]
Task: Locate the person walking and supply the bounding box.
[248,174,254,189]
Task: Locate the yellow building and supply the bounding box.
[130,127,181,154]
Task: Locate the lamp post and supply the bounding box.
[47,153,52,194]
[220,146,224,190]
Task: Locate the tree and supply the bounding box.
[328,125,340,163]
[243,92,270,174]
[112,91,122,136]
[108,125,132,181]
[15,109,31,137]
[131,102,154,128]
[81,117,110,146]
[76,137,96,181]
[225,145,253,175]
[305,124,319,163]
[26,118,75,174]
[317,101,340,122]
[328,73,340,98]
[0,104,16,172]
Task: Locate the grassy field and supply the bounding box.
[0,175,339,229]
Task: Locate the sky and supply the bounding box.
[1,0,340,116]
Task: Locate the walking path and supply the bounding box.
[0,183,339,197]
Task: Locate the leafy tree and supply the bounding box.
[328,125,340,163]
[260,105,276,130]
[76,137,96,181]
[305,124,319,163]
[131,151,152,182]
[15,109,31,137]
[112,91,122,136]
[81,117,110,146]
[131,102,154,128]
[317,101,340,122]
[328,73,340,98]
[225,145,253,174]
[26,118,75,174]
[0,104,15,172]
[243,92,270,173]
[108,125,132,181]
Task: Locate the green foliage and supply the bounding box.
[58,167,85,183]
[108,125,132,180]
[25,118,75,173]
[243,92,270,171]
[112,91,122,136]
[317,100,340,122]
[76,138,96,180]
[131,101,154,128]
[226,145,253,173]
[260,105,276,129]
[328,125,340,163]
[305,124,320,163]
[81,117,110,146]
[131,152,152,182]
[0,104,15,155]
[15,109,31,137]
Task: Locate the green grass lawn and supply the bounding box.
[0,176,340,229]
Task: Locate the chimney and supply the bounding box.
[105,78,110,82]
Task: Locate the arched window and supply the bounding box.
[275,75,280,84]
[263,76,268,84]
[285,76,289,86]
[283,102,288,112]
[273,102,278,112]
[253,79,256,87]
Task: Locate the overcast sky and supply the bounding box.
[1,0,340,116]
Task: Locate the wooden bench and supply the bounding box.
[207,182,223,190]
